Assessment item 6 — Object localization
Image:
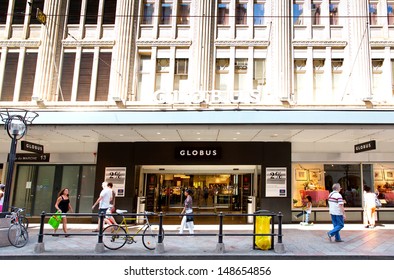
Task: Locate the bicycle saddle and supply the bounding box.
[116,209,127,214]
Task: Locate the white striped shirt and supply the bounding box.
[328,191,344,215]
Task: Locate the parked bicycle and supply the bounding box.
[7,207,29,248]
[102,210,164,250]
[10,206,29,229]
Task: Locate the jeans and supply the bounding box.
[328,214,344,241]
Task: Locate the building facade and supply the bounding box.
[1,0,394,223]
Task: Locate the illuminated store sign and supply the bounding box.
[155,90,261,104]
[175,147,221,159]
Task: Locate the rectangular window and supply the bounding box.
[253,59,265,90]
[59,53,76,101]
[329,1,339,25]
[177,1,190,25]
[388,2,394,25]
[19,53,38,101]
[174,59,188,91]
[160,2,173,25]
[12,0,26,24]
[311,1,321,25]
[313,59,325,95]
[217,2,230,25]
[0,0,9,24]
[103,0,117,24]
[215,58,230,90]
[372,59,383,94]
[294,59,307,96]
[96,52,112,101]
[142,2,154,24]
[369,2,378,25]
[235,58,248,91]
[293,1,304,25]
[391,59,394,95]
[1,53,18,101]
[68,0,82,24]
[254,1,265,25]
[77,52,94,101]
[332,59,343,96]
[85,0,99,24]
[155,58,170,92]
[30,0,45,25]
[236,1,248,25]
[137,55,152,101]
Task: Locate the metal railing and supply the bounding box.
[34,210,284,254]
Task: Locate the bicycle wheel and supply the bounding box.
[142,223,164,250]
[8,224,29,248]
[102,225,127,250]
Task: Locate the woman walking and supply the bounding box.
[54,188,73,237]
[179,189,194,235]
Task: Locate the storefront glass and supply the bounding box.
[292,163,378,209]
[13,164,96,216]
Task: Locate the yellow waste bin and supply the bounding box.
[253,210,274,250]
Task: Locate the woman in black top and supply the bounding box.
[54,188,73,237]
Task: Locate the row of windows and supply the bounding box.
[0,0,117,25]
[3,1,393,28]
[1,48,393,103]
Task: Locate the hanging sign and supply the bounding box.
[104,167,126,197]
[265,167,287,197]
[354,140,376,153]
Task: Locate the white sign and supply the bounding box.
[104,167,126,197]
[265,167,287,197]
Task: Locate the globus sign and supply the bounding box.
[175,147,221,160]
[155,90,262,104]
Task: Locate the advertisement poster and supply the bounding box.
[265,167,287,197]
[104,167,126,197]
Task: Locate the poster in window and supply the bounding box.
[266,167,287,197]
[104,167,126,197]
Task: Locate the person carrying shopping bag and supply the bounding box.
[179,189,194,235]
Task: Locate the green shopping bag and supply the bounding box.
[48,211,62,229]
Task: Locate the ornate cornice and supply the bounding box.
[293,40,347,48]
[215,40,269,47]
[137,40,192,47]
[0,40,41,48]
[62,40,115,47]
[370,41,394,47]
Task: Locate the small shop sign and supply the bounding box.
[354,140,376,153]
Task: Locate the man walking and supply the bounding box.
[327,183,346,242]
[91,181,112,232]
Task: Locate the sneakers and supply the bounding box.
[335,239,344,242]
[327,232,332,242]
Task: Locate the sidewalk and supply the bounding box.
[1,223,394,259]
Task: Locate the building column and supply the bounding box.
[32,0,66,102]
[192,0,215,92]
[348,0,373,102]
[108,0,135,103]
[271,0,292,102]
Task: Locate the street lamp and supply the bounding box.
[0,108,38,213]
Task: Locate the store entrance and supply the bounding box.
[139,165,259,214]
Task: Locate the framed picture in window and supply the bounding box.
[374,169,383,181]
[309,169,321,181]
[295,169,308,181]
[384,170,394,181]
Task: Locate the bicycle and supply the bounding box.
[102,210,164,250]
[10,206,29,229]
[6,207,29,248]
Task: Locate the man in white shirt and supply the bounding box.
[91,181,112,232]
[327,183,346,242]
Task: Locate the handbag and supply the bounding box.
[48,211,62,229]
[186,214,194,222]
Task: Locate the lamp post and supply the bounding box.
[0,109,38,213]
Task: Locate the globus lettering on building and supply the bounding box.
[154,90,262,104]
